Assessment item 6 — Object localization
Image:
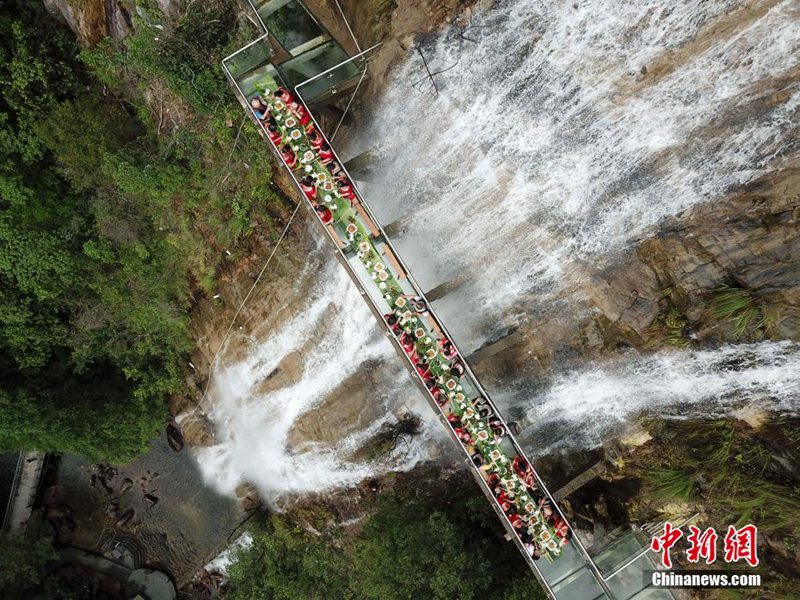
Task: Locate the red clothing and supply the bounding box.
[268,129,282,145]
[300,183,317,200]
[440,339,458,360]
[553,517,569,539]
[317,207,332,224]
[294,105,312,127]
[431,387,444,405]
[276,87,295,104]
[512,456,531,478]
[338,182,357,201]
[319,149,335,163]
[281,149,297,169]
[310,134,324,150]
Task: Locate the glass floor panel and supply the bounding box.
[550,566,609,600]
[282,41,361,100]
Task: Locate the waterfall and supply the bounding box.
[353,0,800,350]
[517,341,800,452]
[194,254,444,505]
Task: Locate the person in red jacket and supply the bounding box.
[266,123,282,145]
[307,129,324,150]
[336,176,357,201]
[314,204,332,225]
[318,142,335,164]
[552,516,570,540]
[274,87,295,105]
[292,102,313,129]
[299,176,317,200]
[512,456,531,479]
[280,144,297,169]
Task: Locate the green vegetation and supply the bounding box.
[0,1,286,462]
[646,288,693,348]
[0,532,57,595]
[644,468,697,502]
[639,419,800,537]
[710,285,768,339]
[227,486,546,600]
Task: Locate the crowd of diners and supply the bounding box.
[250,83,571,561]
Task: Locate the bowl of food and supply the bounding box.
[378,271,389,281]
[415,328,425,339]
[285,117,297,128]
[395,297,407,308]
[291,130,302,140]
[346,223,358,235]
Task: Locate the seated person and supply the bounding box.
[469,448,484,467]
[336,175,357,201]
[319,142,335,164]
[250,96,270,120]
[280,144,297,169]
[292,102,312,128]
[273,87,295,105]
[307,129,324,150]
[314,204,332,225]
[327,160,345,177]
[385,314,403,335]
[509,513,526,530]
[299,176,317,200]
[454,427,471,444]
[475,398,494,418]
[524,543,541,560]
[552,516,569,540]
[410,296,429,317]
[449,360,466,378]
[439,338,458,360]
[488,416,507,438]
[430,386,445,406]
[266,123,283,145]
[512,456,532,479]
[539,497,554,520]
[497,493,515,514]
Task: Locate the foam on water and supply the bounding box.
[194,257,442,505]
[518,341,800,452]
[355,0,800,348]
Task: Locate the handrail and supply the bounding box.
[1,451,23,531]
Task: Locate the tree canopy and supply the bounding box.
[226,490,546,600]
[0,0,281,462]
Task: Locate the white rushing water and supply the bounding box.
[517,341,800,452]
[197,1,800,501]
[353,0,800,349]
[194,254,443,505]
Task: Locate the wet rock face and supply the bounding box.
[43,0,133,46]
[591,166,800,345]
